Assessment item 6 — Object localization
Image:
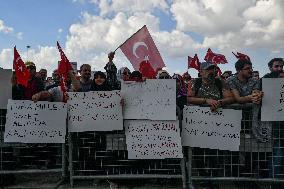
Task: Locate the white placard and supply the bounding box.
[121,79,176,120]
[4,100,67,143]
[125,120,183,159]
[68,91,123,132]
[261,78,284,121]
[0,69,12,109]
[182,106,242,151]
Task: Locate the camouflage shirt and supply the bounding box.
[227,75,260,97]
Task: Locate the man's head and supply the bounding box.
[252,71,260,80]
[235,59,253,79]
[25,61,36,77]
[80,64,91,81]
[39,69,47,81]
[200,62,217,81]
[157,70,171,79]
[268,58,284,74]
[182,72,191,82]
[52,69,60,84]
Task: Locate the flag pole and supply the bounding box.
[114,25,146,52]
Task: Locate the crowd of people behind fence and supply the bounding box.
[9,52,284,112]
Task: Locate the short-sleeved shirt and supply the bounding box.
[227,75,260,97]
[191,78,229,100]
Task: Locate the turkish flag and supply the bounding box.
[13,46,30,87]
[120,25,165,73]
[139,59,157,79]
[56,41,72,102]
[204,48,228,64]
[188,54,200,71]
[232,52,251,62]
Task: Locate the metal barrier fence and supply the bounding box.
[187,104,284,188]
[1,104,284,188]
[68,130,185,187]
[0,109,66,178]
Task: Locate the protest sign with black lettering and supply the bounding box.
[0,69,12,109]
[261,78,284,121]
[4,100,67,143]
[182,106,242,151]
[125,119,183,159]
[121,80,176,120]
[68,91,123,132]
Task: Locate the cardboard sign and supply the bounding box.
[121,79,176,120]
[68,91,123,132]
[4,100,67,143]
[125,119,183,159]
[182,106,242,151]
[0,69,12,109]
[261,78,284,121]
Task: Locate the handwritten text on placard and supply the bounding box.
[68,91,123,132]
[261,78,284,121]
[121,80,176,120]
[125,120,183,159]
[182,106,242,151]
[4,100,67,143]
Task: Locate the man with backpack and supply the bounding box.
[188,61,234,111]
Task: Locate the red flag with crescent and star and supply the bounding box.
[56,41,72,102]
[120,25,165,78]
[13,46,30,87]
[204,48,228,64]
[188,54,200,71]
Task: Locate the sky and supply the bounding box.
[0,0,284,77]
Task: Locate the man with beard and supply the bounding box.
[79,64,92,92]
[188,61,234,112]
[263,58,283,78]
[227,59,262,104]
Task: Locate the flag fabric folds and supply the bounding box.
[13,46,30,87]
[120,25,165,78]
[56,41,72,102]
[188,54,200,71]
[204,48,228,64]
[232,52,251,62]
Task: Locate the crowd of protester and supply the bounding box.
[7,51,284,188]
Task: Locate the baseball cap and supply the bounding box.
[200,62,216,70]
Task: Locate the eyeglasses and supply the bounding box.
[27,66,36,70]
[159,76,170,79]
[123,72,131,75]
[242,67,253,71]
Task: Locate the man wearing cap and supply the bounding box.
[20,61,44,100]
[188,61,234,111]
